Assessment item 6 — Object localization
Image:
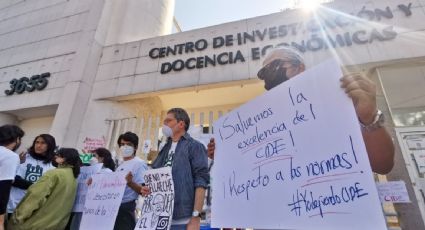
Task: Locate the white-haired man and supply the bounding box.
[207,46,394,230]
[208,46,394,174]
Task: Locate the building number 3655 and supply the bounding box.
[4,72,50,96]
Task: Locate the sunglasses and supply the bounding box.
[257,59,299,80]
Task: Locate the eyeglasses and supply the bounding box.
[257,59,299,80]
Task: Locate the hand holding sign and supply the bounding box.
[136,167,174,230]
[211,59,386,230]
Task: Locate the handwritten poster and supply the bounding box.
[72,164,103,212]
[135,167,174,230]
[83,136,106,152]
[376,181,410,203]
[80,171,127,230]
[211,59,386,229]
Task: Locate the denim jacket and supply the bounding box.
[152,133,209,220]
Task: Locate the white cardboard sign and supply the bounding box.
[72,164,103,212]
[143,140,152,154]
[80,171,127,230]
[135,167,174,230]
[211,59,386,230]
[376,181,410,203]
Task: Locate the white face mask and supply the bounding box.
[90,157,98,165]
[120,145,134,157]
[162,125,173,138]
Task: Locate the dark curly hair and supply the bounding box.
[0,125,24,146]
[56,148,82,178]
[94,148,115,172]
[28,134,56,164]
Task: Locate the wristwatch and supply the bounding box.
[192,210,201,218]
[360,110,385,132]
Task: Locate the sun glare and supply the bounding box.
[299,0,320,12]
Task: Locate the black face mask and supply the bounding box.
[257,60,289,90]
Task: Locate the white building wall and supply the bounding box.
[0,0,92,112]
[0,0,175,147]
[19,116,54,149]
[92,0,425,100]
[97,0,174,46]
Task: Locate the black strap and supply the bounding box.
[12,175,33,190]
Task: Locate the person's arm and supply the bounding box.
[362,127,394,174]
[11,171,57,224]
[187,142,209,230]
[187,187,206,230]
[125,172,143,194]
[341,73,394,174]
[207,138,215,160]
[12,175,33,190]
[126,161,149,195]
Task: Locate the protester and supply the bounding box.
[8,148,82,230]
[7,134,56,218]
[69,147,116,230]
[0,125,24,230]
[114,132,149,230]
[151,108,209,230]
[207,46,395,175]
[93,147,116,172]
[206,46,395,230]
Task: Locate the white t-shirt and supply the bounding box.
[0,146,20,181]
[164,142,178,167]
[7,153,55,213]
[100,166,113,173]
[165,141,190,225]
[116,157,148,203]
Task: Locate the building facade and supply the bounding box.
[1,0,425,229]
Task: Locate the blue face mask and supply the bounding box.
[120,145,134,157]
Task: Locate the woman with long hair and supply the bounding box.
[69,147,116,230]
[93,147,116,172]
[8,148,82,230]
[7,134,56,217]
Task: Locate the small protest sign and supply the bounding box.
[376,181,410,203]
[72,164,103,212]
[80,171,127,230]
[135,167,174,230]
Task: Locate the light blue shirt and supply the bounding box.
[116,157,148,203]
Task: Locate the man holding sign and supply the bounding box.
[207,46,395,229]
[208,46,394,174]
[114,132,149,230]
[152,108,209,230]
